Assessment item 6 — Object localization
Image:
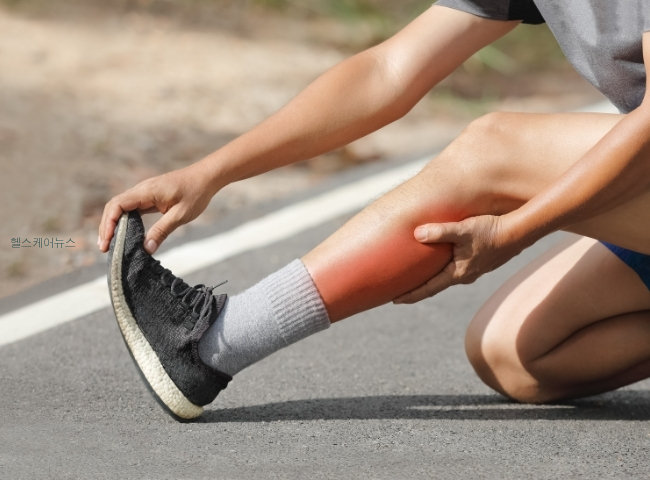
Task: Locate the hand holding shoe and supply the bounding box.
[97,161,218,254]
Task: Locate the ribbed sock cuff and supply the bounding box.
[258,259,330,346]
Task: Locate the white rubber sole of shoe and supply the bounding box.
[108,213,203,420]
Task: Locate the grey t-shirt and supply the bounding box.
[435,0,650,113]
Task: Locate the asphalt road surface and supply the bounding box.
[2,159,650,479]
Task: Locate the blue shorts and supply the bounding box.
[601,241,650,290]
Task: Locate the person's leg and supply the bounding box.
[466,236,650,403]
[202,110,650,379]
[302,110,650,322]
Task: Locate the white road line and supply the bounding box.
[0,158,429,347]
[0,100,617,348]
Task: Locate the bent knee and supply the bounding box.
[467,111,516,135]
[465,315,567,405]
[419,112,522,207]
[451,111,517,156]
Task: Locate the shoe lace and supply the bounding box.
[151,259,227,330]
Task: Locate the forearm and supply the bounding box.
[198,49,414,193]
[196,6,517,195]
[505,104,650,246]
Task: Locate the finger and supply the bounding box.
[414,222,461,244]
[393,268,456,304]
[98,191,155,253]
[143,206,186,254]
[137,206,160,215]
[98,200,125,253]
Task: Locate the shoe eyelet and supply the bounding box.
[191,311,200,320]
[183,318,195,331]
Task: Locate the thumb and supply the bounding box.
[144,206,185,254]
[414,222,460,244]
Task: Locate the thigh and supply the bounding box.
[456,111,650,253]
[466,235,650,402]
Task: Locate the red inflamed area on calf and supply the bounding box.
[307,231,453,322]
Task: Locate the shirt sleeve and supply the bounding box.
[434,0,545,25]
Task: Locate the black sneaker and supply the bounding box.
[107,210,231,421]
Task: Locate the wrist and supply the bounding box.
[499,209,547,249]
[196,151,236,196]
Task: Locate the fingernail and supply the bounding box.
[97,235,101,248]
[145,239,158,254]
[414,227,427,242]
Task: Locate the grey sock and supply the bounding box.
[198,259,331,376]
